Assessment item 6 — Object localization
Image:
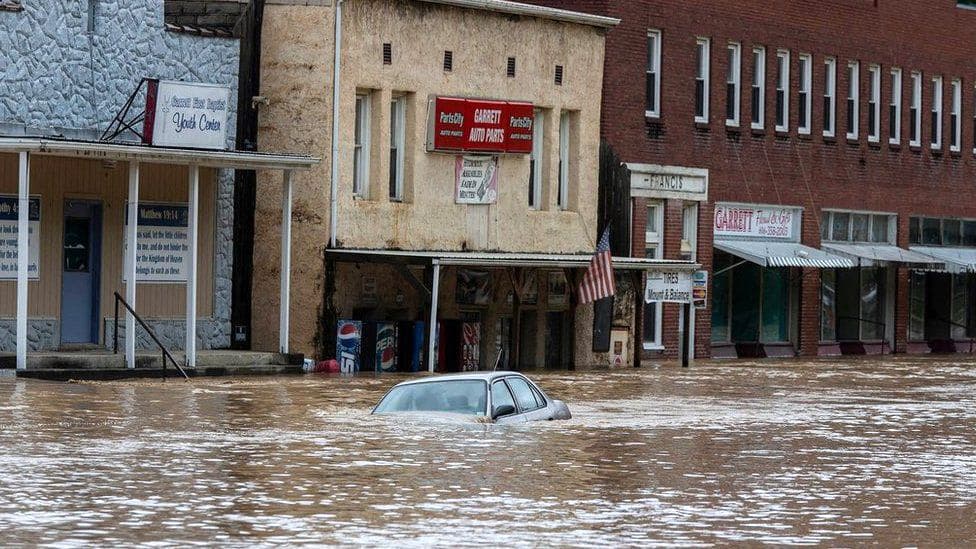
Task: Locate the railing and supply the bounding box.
[836,315,891,355]
[113,291,189,380]
[929,315,975,354]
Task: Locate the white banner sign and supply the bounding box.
[714,204,795,239]
[123,203,189,283]
[645,270,693,304]
[0,195,40,280]
[149,80,230,150]
[455,155,498,204]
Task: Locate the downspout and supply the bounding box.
[329,0,344,248]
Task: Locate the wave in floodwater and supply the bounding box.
[0,356,975,546]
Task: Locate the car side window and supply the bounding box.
[491,380,517,414]
[529,384,547,407]
[506,377,543,412]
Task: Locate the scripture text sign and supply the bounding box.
[123,203,190,283]
[0,195,40,280]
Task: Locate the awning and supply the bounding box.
[714,239,854,268]
[326,248,699,271]
[821,243,945,269]
[909,246,976,273]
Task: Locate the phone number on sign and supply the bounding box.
[758,225,790,237]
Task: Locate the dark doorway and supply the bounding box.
[60,200,102,345]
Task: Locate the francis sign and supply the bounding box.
[123,203,190,283]
[427,96,534,154]
[645,270,693,304]
[144,80,230,150]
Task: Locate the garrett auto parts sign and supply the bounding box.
[427,96,534,154]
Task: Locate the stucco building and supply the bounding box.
[252,0,691,371]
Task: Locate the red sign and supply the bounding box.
[427,96,534,154]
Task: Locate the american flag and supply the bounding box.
[578,227,615,304]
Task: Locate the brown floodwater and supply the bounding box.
[1,357,975,546]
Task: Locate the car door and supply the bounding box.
[491,379,526,425]
[504,376,550,422]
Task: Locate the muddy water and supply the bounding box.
[1,358,975,546]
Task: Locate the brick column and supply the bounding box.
[695,201,714,359]
[798,267,821,357]
[894,267,909,353]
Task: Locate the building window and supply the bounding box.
[389,96,406,201]
[529,110,544,209]
[695,37,710,123]
[950,78,962,152]
[909,216,976,247]
[868,64,881,142]
[557,111,570,210]
[775,50,789,132]
[824,57,837,137]
[751,46,765,130]
[798,53,812,134]
[353,94,371,197]
[646,30,661,118]
[821,210,893,244]
[910,71,922,146]
[726,42,741,126]
[846,61,859,140]
[932,75,943,150]
[890,68,902,145]
[643,202,664,348]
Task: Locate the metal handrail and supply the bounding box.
[113,291,189,380]
[836,315,891,355]
[927,315,975,353]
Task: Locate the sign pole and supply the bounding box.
[681,302,691,368]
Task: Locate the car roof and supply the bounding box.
[391,371,527,387]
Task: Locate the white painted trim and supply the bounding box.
[428,260,441,373]
[16,151,28,371]
[645,30,662,119]
[889,67,902,145]
[695,37,710,124]
[125,162,139,369]
[726,42,741,127]
[751,46,766,130]
[868,64,881,143]
[185,165,199,368]
[279,170,293,354]
[417,0,620,28]
[798,53,812,135]
[823,57,837,138]
[775,49,790,133]
[846,60,860,140]
[910,71,923,147]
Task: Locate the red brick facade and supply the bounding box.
[527,0,976,358]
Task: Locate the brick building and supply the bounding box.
[526,0,976,359]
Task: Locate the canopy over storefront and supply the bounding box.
[714,239,854,269]
[821,243,944,269]
[1,136,319,371]
[908,246,976,274]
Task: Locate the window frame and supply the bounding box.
[910,71,923,147]
[643,201,665,350]
[726,42,741,127]
[529,109,544,210]
[389,95,406,201]
[798,53,812,135]
[889,68,902,145]
[751,46,766,130]
[846,60,860,140]
[557,111,571,210]
[775,49,790,132]
[824,57,837,138]
[932,75,943,150]
[868,64,881,143]
[504,376,545,413]
[645,30,662,118]
[821,209,895,244]
[950,78,962,152]
[695,37,711,123]
[353,93,371,198]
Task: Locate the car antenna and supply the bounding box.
[492,349,503,372]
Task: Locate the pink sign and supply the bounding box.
[714,205,795,239]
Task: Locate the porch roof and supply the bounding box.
[821,243,945,269]
[0,136,319,171]
[326,248,699,271]
[909,246,976,274]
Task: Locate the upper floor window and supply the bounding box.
[868,65,881,143]
[353,94,371,197]
[529,110,544,209]
[821,210,892,244]
[846,61,859,140]
[889,68,902,145]
[646,30,662,118]
[798,53,812,134]
[950,79,962,152]
[557,111,572,210]
[910,71,922,146]
[695,37,710,123]
[726,42,741,126]
[824,57,837,137]
[389,96,406,201]
[932,75,943,150]
[775,50,790,132]
[751,46,766,130]
[910,216,976,247]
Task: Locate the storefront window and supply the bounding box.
[821,270,837,341]
[731,262,761,342]
[860,268,885,341]
[761,268,790,342]
[951,274,968,340]
[909,272,925,341]
[711,252,732,343]
[922,218,942,245]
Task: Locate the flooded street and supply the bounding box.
[1,358,975,546]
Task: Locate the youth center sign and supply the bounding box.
[123,203,190,283]
[0,195,40,280]
[713,204,796,240]
[427,96,534,154]
[144,80,230,150]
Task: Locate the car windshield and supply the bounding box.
[374,380,488,416]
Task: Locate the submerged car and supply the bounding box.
[372,371,571,424]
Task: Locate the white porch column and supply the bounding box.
[279,170,293,354]
[125,161,140,369]
[427,259,441,373]
[185,165,200,368]
[15,152,29,371]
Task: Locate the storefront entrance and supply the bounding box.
[909,271,976,352]
[60,200,102,346]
